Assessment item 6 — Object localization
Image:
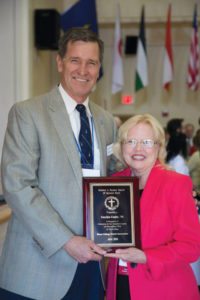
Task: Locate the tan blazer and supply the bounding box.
[0,87,116,300]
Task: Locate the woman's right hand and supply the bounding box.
[104,247,147,264]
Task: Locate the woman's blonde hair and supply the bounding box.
[113,114,166,166]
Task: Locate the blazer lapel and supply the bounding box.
[90,103,107,175]
[48,88,82,189]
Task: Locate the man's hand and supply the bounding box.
[63,236,106,263]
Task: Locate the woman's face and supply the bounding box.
[122,123,160,177]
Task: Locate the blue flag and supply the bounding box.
[61,0,103,79]
[61,0,98,34]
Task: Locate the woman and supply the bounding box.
[166,132,189,175]
[105,114,200,300]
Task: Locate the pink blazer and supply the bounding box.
[106,162,200,300]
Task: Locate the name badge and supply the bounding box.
[106,144,113,156]
[82,169,100,177]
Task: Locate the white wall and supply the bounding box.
[0,0,31,158]
[0,0,16,157]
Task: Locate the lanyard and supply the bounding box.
[74,116,94,168]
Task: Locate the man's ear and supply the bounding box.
[56,54,63,73]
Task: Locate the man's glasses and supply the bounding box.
[123,139,159,149]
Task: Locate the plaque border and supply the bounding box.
[83,176,141,248]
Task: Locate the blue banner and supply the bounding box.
[61,0,98,34]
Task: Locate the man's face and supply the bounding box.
[56,40,101,103]
[185,125,194,138]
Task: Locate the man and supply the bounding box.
[0,28,116,300]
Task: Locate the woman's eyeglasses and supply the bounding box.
[123,139,159,149]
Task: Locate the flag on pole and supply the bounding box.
[61,0,98,33]
[163,4,173,90]
[135,6,148,92]
[112,3,124,94]
[187,4,200,91]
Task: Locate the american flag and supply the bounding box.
[187,5,200,91]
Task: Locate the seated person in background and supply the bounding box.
[114,116,123,129]
[166,132,189,175]
[188,129,200,192]
[105,113,200,300]
[113,116,124,172]
[184,123,196,157]
[189,129,200,212]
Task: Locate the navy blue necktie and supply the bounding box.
[76,104,93,168]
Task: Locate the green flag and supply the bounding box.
[135,6,148,92]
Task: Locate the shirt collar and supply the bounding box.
[58,84,91,117]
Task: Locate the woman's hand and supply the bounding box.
[105,247,147,264]
[193,189,200,214]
